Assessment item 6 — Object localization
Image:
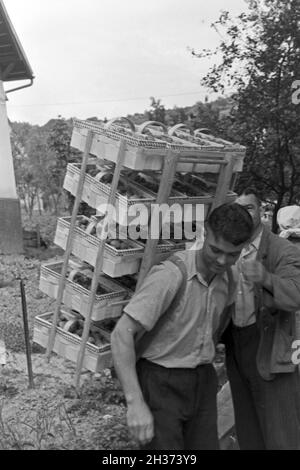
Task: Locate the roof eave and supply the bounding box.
[0,0,34,81]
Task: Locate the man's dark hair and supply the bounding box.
[206,203,253,245]
[237,187,262,206]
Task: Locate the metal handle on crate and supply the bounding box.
[168,123,192,137]
[94,169,112,182]
[68,267,90,282]
[85,219,98,235]
[104,117,135,132]
[137,121,168,135]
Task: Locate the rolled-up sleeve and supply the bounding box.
[124,261,182,331]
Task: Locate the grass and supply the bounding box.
[0,401,77,450]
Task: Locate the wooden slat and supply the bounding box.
[46,130,94,360]
[211,154,235,211]
[178,158,227,165]
[74,139,126,391]
[136,149,180,290]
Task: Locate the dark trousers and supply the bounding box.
[224,322,300,450]
[136,358,219,450]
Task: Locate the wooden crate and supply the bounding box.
[54,216,144,277]
[71,119,167,171]
[168,124,246,173]
[33,312,112,372]
[63,163,155,211]
[70,119,238,173]
[39,261,128,321]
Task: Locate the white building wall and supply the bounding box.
[0,80,17,198]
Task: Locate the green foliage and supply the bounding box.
[147,97,166,123]
[21,210,62,246]
[11,117,80,217]
[193,0,300,229]
[127,96,231,134]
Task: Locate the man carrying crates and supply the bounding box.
[111,202,253,450]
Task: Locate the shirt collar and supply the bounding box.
[251,228,263,250]
[187,249,199,281]
[187,249,224,286]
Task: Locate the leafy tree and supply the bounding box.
[11,123,46,217]
[146,97,166,124]
[192,0,300,230]
[165,106,188,127]
[43,118,71,214]
[11,117,80,217]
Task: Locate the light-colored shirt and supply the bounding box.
[232,230,263,327]
[124,250,235,368]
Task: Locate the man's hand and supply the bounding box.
[127,398,154,446]
[240,260,267,284]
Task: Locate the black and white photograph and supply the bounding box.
[0,0,299,454]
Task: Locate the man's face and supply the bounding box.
[202,227,246,275]
[235,193,262,231]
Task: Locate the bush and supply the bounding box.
[21,210,64,246]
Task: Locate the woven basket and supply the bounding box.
[54,216,144,277]
[71,118,167,171]
[70,117,218,171]
[168,124,245,173]
[63,163,155,210]
[125,171,187,205]
[136,120,201,157]
[33,312,112,372]
[39,261,128,320]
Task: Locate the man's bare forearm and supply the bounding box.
[111,314,155,445]
[111,324,144,405]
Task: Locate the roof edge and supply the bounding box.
[0,0,34,80]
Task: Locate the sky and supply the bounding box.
[3,0,248,125]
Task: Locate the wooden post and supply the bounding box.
[211,154,235,212]
[74,139,126,391]
[46,130,94,361]
[36,224,41,248]
[136,149,180,290]
[20,280,34,389]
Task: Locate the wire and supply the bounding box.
[7,90,203,108]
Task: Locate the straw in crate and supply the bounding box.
[33,312,113,372]
[54,215,145,277]
[39,260,128,321]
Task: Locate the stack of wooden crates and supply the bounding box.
[33,118,246,390]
